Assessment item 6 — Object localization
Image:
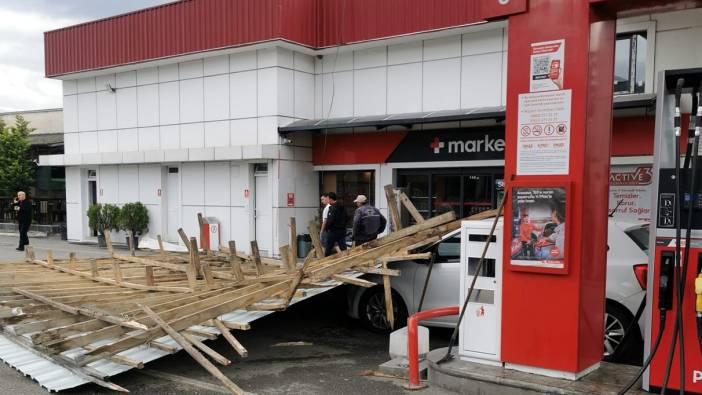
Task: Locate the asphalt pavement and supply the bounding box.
[0,236,455,394]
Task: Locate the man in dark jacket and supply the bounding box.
[323,192,347,256]
[351,195,386,245]
[13,191,32,251]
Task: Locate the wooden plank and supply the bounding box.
[228,241,244,281]
[284,249,316,305]
[145,266,155,286]
[184,328,218,340]
[127,230,136,256]
[384,184,402,231]
[218,321,250,331]
[308,221,324,259]
[288,217,297,271]
[331,274,376,288]
[404,236,440,253]
[383,252,432,262]
[190,237,203,277]
[183,333,231,366]
[354,266,401,276]
[250,241,265,276]
[148,341,178,354]
[24,245,35,262]
[90,260,99,278]
[178,228,192,252]
[68,252,77,271]
[139,304,244,395]
[399,192,425,223]
[157,235,166,256]
[12,288,148,331]
[112,253,189,272]
[46,250,54,266]
[104,230,114,254]
[213,319,248,358]
[112,260,123,284]
[279,245,291,274]
[197,213,207,254]
[381,258,395,330]
[200,261,215,287]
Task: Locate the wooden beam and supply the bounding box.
[331,274,376,288]
[139,304,244,395]
[399,192,425,223]
[183,328,218,341]
[228,241,244,281]
[90,260,99,278]
[112,260,123,284]
[213,319,248,358]
[404,236,440,253]
[104,230,114,254]
[279,245,291,274]
[148,341,178,354]
[157,235,165,256]
[178,228,192,252]
[383,252,432,262]
[218,321,250,331]
[24,245,35,262]
[190,237,203,277]
[384,184,402,231]
[127,230,136,256]
[145,266,155,286]
[250,241,264,276]
[288,217,297,272]
[68,252,77,271]
[182,333,231,366]
[380,258,395,330]
[46,250,54,266]
[197,213,207,254]
[308,221,324,260]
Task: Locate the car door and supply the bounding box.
[413,233,461,327]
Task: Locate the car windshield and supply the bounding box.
[625,224,649,254]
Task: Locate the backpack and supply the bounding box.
[360,206,386,237]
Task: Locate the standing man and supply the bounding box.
[323,192,347,256]
[13,191,32,251]
[319,193,331,247]
[351,195,386,246]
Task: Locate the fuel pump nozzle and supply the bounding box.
[675,78,685,138]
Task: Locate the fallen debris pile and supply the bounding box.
[0,186,469,393]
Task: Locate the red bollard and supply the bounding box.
[406,306,459,389]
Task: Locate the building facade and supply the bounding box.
[40,1,702,254]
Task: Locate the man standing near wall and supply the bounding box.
[323,192,347,256]
[319,193,331,247]
[351,195,386,246]
[13,191,32,251]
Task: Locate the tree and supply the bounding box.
[0,116,36,197]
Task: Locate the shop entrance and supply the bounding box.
[397,168,503,225]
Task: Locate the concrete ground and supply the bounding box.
[0,236,456,395]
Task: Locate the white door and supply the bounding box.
[254,164,272,256]
[166,167,180,243]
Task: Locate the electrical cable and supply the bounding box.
[661,78,686,395]
[437,193,507,364]
[618,311,668,395]
[417,251,437,312]
[611,293,646,359]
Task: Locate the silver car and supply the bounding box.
[346,219,649,364]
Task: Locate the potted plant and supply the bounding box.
[101,204,121,245]
[118,202,149,249]
[86,203,105,247]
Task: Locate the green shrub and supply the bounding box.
[101,204,121,232]
[86,203,103,234]
[119,202,150,236]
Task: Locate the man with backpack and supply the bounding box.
[323,192,348,256]
[351,195,387,246]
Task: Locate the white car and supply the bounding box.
[346,219,649,364]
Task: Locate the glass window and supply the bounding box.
[625,225,650,254]
[433,175,461,217]
[400,174,430,225]
[319,170,375,228]
[464,175,492,216]
[614,32,647,94]
[436,235,461,263]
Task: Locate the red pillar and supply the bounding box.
[501,1,616,376]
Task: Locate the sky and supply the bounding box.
[0,0,174,113]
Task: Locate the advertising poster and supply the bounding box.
[530,39,564,92]
[510,187,567,270]
[516,89,572,175]
[608,165,653,223]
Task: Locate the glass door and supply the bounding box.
[432,175,462,217]
[463,174,493,217]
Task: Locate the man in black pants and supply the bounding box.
[323,192,347,257]
[13,191,32,251]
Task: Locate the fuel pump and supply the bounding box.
[635,68,702,394]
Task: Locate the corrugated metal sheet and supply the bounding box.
[0,275,350,392]
[44,0,492,77]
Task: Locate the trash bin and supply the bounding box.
[297,234,312,258]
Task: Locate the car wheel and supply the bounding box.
[358,286,408,333]
[603,301,642,364]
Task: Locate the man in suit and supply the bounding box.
[13,191,32,251]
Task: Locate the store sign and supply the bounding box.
[387,127,505,163]
[609,165,653,222]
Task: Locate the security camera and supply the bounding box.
[281,137,293,145]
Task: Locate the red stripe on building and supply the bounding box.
[312,132,408,165]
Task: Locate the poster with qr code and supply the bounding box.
[530,39,564,92]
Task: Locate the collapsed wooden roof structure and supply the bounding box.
[0,186,487,394]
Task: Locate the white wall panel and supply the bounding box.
[205,120,230,148]
[77,77,96,93]
[387,63,422,114]
[66,203,83,240]
[462,29,503,55]
[388,42,422,65]
[230,207,251,253]
[138,164,161,205]
[230,70,257,118]
[258,47,293,69]
[205,162,231,206]
[160,125,180,150]
[63,94,78,133]
[63,80,77,96]
[64,133,80,154]
[116,71,137,88]
[423,36,461,60]
[96,90,117,130]
[180,78,204,123]
[181,205,204,243]
[204,74,230,121]
[181,162,205,205]
[96,74,116,90]
[314,74,323,118]
[117,128,139,152]
[423,58,461,111]
[179,59,204,79]
[294,71,315,119]
[98,166,119,204]
[257,117,279,145]
[354,46,387,69]
[230,51,257,72]
[230,118,258,146]
[293,52,315,73]
[230,164,247,207]
[204,55,229,76]
[257,68,278,116]
[322,71,353,117]
[159,81,180,125]
[180,123,204,149]
[277,68,294,117]
[144,204,162,239]
[98,130,118,153]
[461,53,502,108]
[137,67,158,85]
[116,87,138,129]
[354,67,387,116]
[655,28,702,83]
[158,64,179,82]
[65,167,82,204]
[118,165,139,204]
[137,84,159,127]
[77,93,97,132]
[321,51,353,73]
[138,127,160,151]
[79,132,98,154]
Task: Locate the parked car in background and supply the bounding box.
[346,219,649,364]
